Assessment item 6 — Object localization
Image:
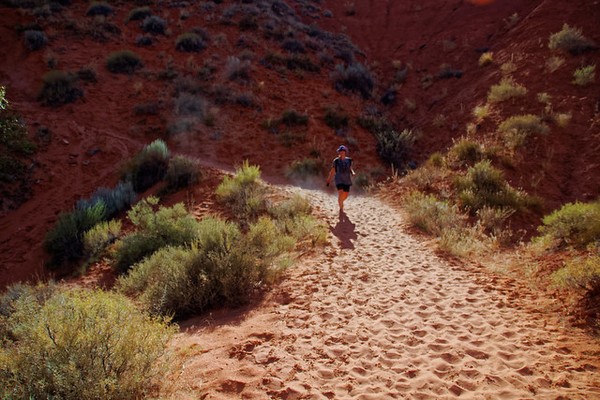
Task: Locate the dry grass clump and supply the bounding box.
[497,114,549,148]
[572,64,595,87]
[548,24,596,55]
[487,77,527,103]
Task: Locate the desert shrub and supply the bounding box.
[120,215,280,315]
[487,77,527,103]
[44,202,107,266]
[476,206,515,236]
[86,1,113,16]
[23,30,47,50]
[478,52,493,66]
[545,56,565,73]
[573,64,595,86]
[127,6,151,22]
[37,70,82,106]
[269,194,313,221]
[536,200,600,249]
[113,197,202,273]
[404,191,465,236]
[278,214,328,248]
[234,91,255,107]
[118,245,208,317]
[455,160,526,212]
[225,56,251,82]
[77,65,97,82]
[552,253,600,292]
[472,103,491,121]
[280,109,308,126]
[215,161,267,221]
[438,225,490,257]
[83,219,122,259]
[76,181,136,219]
[498,114,549,148]
[374,127,416,170]
[0,286,174,400]
[175,32,206,52]
[448,138,484,166]
[141,15,167,35]
[331,62,374,99]
[285,55,320,72]
[174,92,208,117]
[122,139,169,192]
[286,157,323,180]
[238,15,258,31]
[106,50,143,74]
[282,38,305,53]
[548,24,596,55]
[136,34,153,46]
[323,105,349,129]
[162,155,201,193]
[0,109,35,186]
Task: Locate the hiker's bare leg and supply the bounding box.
[338,190,349,209]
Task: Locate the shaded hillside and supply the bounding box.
[0,0,599,289]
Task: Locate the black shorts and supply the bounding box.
[336,184,351,192]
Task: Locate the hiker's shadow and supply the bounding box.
[330,210,357,249]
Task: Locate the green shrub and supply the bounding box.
[537,201,600,249]
[404,191,465,236]
[269,194,313,221]
[86,1,113,16]
[83,219,122,259]
[375,127,416,170]
[573,64,595,86]
[113,197,201,273]
[448,138,484,166]
[162,155,200,193]
[0,286,174,400]
[215,161,267,221]
[175,32,206,52]
[278,214,328,248]
[37,70,82,106]
[487,77,527,103]
[498,114,549,148]
[76,181,136,219]
[323,105,349,129]
[331,62,374,99]
[280,109,308,126]
[552,253,600,292]
[122,139,169,192]
[455,160,526,212]
[548,24,596,55]
[225,56,251,81]
[44,202,107,267]
[106,50,143,74]
[118,245,209,317]
[23,30,47,50]
[141,15,167,35]
[127,6,151,22]
[286,157,323,180]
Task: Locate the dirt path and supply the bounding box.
[166,187,600,399]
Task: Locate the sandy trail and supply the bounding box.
[167,187,600,399]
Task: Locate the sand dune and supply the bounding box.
[167,188,600,399]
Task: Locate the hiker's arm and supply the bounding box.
[326,167,335,185]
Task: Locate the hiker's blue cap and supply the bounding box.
[337,145,348,152]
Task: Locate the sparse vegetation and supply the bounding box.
[121,139,170,193]
[141,15,167,35]
[455,160,529,213]
[286,157,323,180]
[224,56,251,82]
[331,62,374,99]
[86,2,113,17]
[216,161,267,221]
[162,155,201,193]
[487,77,527,103]
[324,105,349,130]
[498,114,549,148]
[536,200,600,250]
[448,138,484,167]
[405,191,465,236]
[127,6,151,22]
[37,70,82,106]
[175,32,206,52]
[23,30,47,50]
[106,50,143,74]
[573,64,595,86]
[0,285,174,400]
[548,24,596,55]
[552,253,600,294]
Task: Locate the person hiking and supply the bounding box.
[326,145,355,211]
